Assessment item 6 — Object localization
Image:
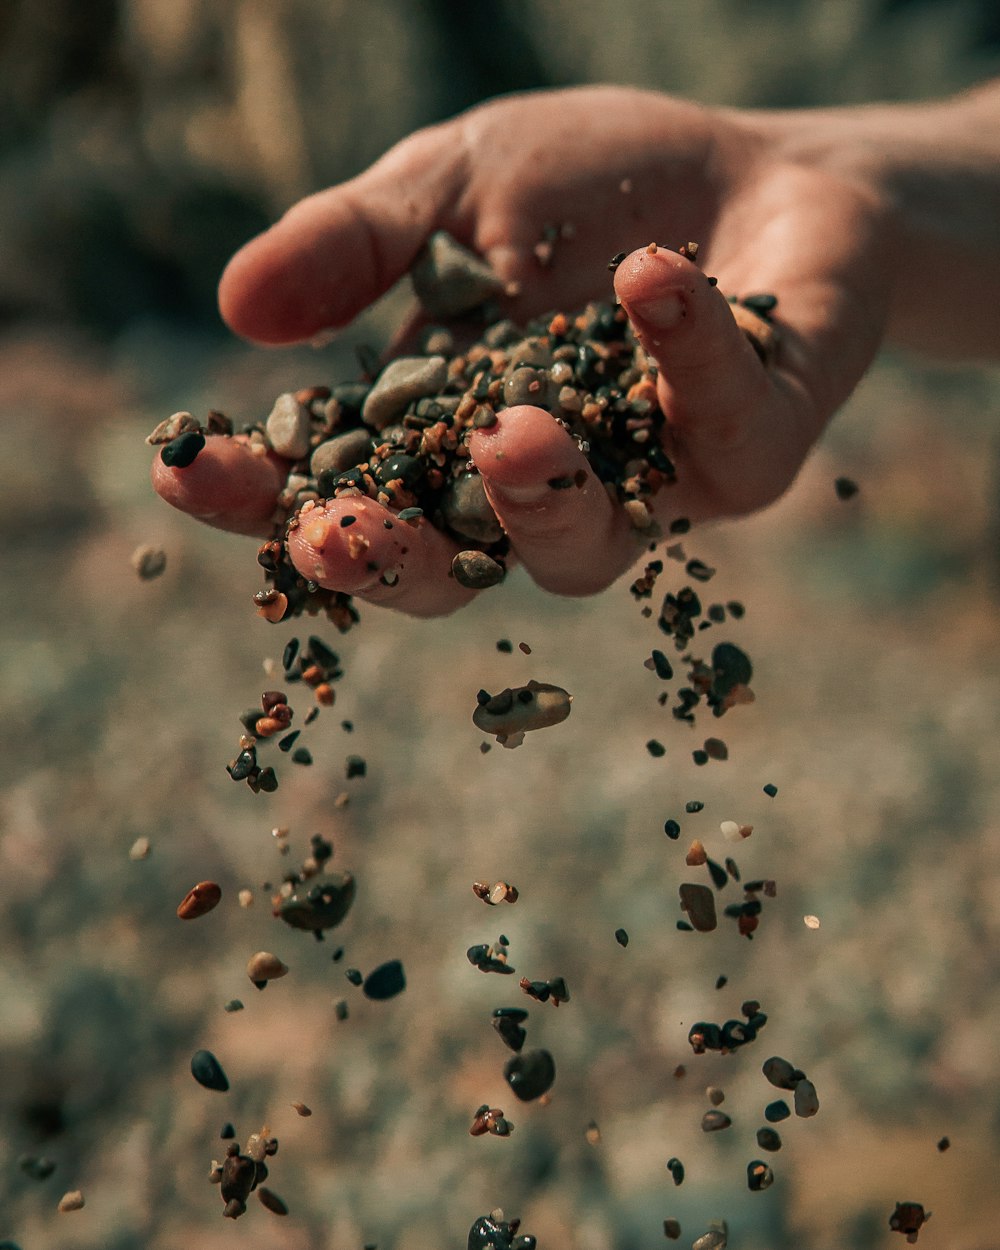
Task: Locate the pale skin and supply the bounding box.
[152,81,1000,616]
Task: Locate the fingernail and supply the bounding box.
[631,291,685,329]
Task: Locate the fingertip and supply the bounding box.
[468,404,579,497]
[150,436,286,535]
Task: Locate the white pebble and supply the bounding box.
[803,914,821,929]
[265,392,311,459]
[720,820,741,842]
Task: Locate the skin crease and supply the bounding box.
[153,82,1000,615]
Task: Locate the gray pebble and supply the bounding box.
[421,327,455,355]
[692,1230,727,1250]
[505,336,553,371]
[452,550,505,590]
[362,356,448,431]
[131,545,167,580]
[311,428,374,478]
[441,473,504,543]
[793,1077,820,1117]
[701,1110,732,1132]
[679,883,717,932]
[504,366,547,408]
[410,230,505,318]
[266,393,311,459]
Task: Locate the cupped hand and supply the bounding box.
[153,85,895,614]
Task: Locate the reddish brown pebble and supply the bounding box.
[255,591,289,623]
[254,717,284,737]
[889,1202,931,1243]
[315,683,335,706]
[177,881,222,920]
[685,840,707,866]
[291,1102,312,1117]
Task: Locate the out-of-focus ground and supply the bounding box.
[1,3,999,1248]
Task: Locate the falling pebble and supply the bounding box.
[804,914,821,929]
[614,928,629,947]
[584,1121,601,1145]
[291,1102,312,1117]
[362,959,406,1000]
[57,1190,85,1212]
[835,476,859,500]
[131,544,167,580]
[191,1049,230,1092]
[128,837,151,861]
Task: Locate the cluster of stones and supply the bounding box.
[209,1126,282,1219]
[687,1000,769,1055]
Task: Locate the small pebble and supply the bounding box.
[701,1110,732,1132]
[614,928,629,947]
[177,881,222,920]
[160,430,205,468]
[257,1187,290,1215]
[835,476,859,500]
[663,1218,681,1239]
[57,1190,85,1213]
[762,1057,800,1090]
[473,681,572,737]
[747,1160,774,1191]
[362,959,406,1000]
[411,230,505,317]
[266,393,311,459]
[453,550,506,589]
[128,836,151,861]
[220,1123,235,1139]
[223,999,244,1013]
[334,999,349,1021]
[889,1201,931,1243]
[666,1156,684,1185]
[764,1099,790,1123]
[584,1121,601,1145]
[191,1049,229,1092]
[679,883,717,932]
[131,545,167,580]
[936,1136,950,1152]
[246,951,289,983]
[646,739,666,758]
[504,1049,556,1101]
[692,1230,727,1250]
[685,801,704,813]
[793,1078,820,1117]
[803,914,821,929]
[756,1126,782,1151]
[291,1102,312,1117]
[362,356,448,430]
[763,783,778,797]
[664,819,680,840]
[706,1086,725,1106]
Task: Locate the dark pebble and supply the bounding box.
[706,859,728,890]
[701,1110,732,1132]
[257,1187,289,1215]
[496,639,513,653]
[221,1122,236,1139]
[711,642,753,699]
[334,999,349,1021]
[504,1048,556,1101]
[835,476,859,500]
[725,857,740,881]
[346,755,366,779]
[679,882,717,932]
[614,928,629,947]
[937,1136,950,1151]
[664,819,680,840]
[362,959,406,1000]
[715,975,728,990]
[651,649,673,679]
[666,1156,685,1185]
[398,506,423,522]
[18,1154,56,1180]
[762,1057,800,1090]
[793,1078,820,1117]
[646,739,666,758]
[282,638,299,671]
[492,1007,528,1052]
[763,783,778,797]
[345,968,363,986]
[686,800,704,813]
[160,430,205,468]
[756,1127,782,1151]
[742,292,778,314]
[765,1099,791,1122]
[257,767,278,792]
[452,550,506,589]
[467,1213,537,1250]
[686,559,716,582]
[292,747,313,765]
[278,730,300,752]
[747,1160,774,1191]
[663,1218,681,1240]
[668,518,691,534]
[191,1049,229,1092]
[692,749,709,766]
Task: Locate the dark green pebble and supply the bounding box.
[292,747,313,765]
[160,430,205,468]
[685,800,704,813]
[191,1048,229,1092]
[467,1213,537,1250]
[765,1099,791,1123]
[345,968,363,986]
[693,749,709,766]
[742,292,778,314]
[676,920,693,931]
[747,1159,774,1191]
[664,819,680,839]
[307,636,340,670]
[496,639,513,653]
[651,649,673,679]
[646,739,666,758]
[345,755,366,779]
[614,928,629,947]
[221,1122,236,1139]
[725,857,740,880]
[669,517,691,534]
[492,1008,528,1051]
[375,453,424,490]
[282,638,299,671]
[334,999,349,1021]
[331,946,344,961]
[278,730,300,752]
[715,975,728,989]
[666,1156,685,1185]
[834,476,859,500]
[763,783,778,797]
[706,859,728,890]
[756,1127,782,1151]
[701,1110,732,1132]
[362,959,406,1000]
[227,748,256,781]
[727,600,745,617]
[18,1154,56,1180]
[257,767,278,792]
[504,1048,555,1101]
[663,1218,681,1239]
[397,506,424,522]
[711,642,753,698]
[686,559,715,582]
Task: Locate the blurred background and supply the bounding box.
[2,2,999,1248]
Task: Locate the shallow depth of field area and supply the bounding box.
[2,3,999,1249]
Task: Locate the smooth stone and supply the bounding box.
[452,550,505,590]
[362,959,406,1000]
[793,1077,820,1117]
[310,428,373,477]
[504,336,553,371]
[503,366,547,408]
[411,230,505,318]
[472,682,572,736]
[441,473,504,543]
[279,873,355,933]
[362,356,448,430]
[678,882,717,932]
[191,1049,229,1092]
[504,1048,555,1101]
[266,393,311,459]
[762,1056,799,1090]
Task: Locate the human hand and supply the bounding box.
[153,85,898,614]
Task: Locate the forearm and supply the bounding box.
[737,81,1000,361]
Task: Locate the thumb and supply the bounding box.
[218,124,468,344]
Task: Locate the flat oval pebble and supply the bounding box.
[266,393,311,459]
[441,473,504,543]
[504,1048,556,1101]
[679,883,717,932]
[257,1187,289,1215]
[310,428,374,478]
[191,1048,230,1092]
[362,958,406,1000]
[362,356,448,431]
[57,1190,85,1212]
[764,1099,790,1122]
[472,681,572,736]
[177,880,222,920]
